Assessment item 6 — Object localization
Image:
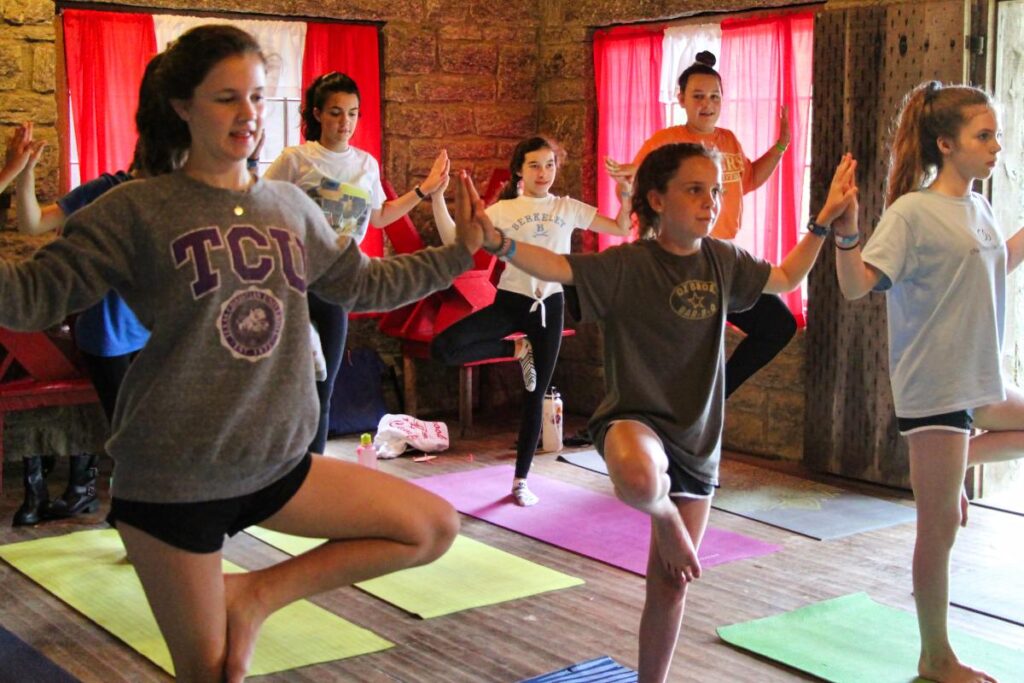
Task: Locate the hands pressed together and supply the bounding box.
[817,153,859,233]
[451,169,500,255]
[3,122,47,181]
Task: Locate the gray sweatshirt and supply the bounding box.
[0,172,472,503]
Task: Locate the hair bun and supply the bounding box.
[695,51,717,67]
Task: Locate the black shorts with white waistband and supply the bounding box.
[897,409,974,436]
[109,453,313,554]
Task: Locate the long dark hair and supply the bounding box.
[136,25,264,175]
[498,136,565,200]
[677,51,722,95]
[886,81,992,206]
[633,142,720,239]
[301,72,360,142]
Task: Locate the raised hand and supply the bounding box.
[604,156,635,181]
[458,171,501,253]
[421,149,451,196]
[817,153,858,227]
[777,105,791,149]
[3,122,47,180]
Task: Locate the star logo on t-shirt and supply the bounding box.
[670,280,719,320]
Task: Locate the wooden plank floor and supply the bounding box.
[1,415,1022,682]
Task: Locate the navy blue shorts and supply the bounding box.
[110,453,312,554]
[897,410,974,436]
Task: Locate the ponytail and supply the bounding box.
[886,81,992,206]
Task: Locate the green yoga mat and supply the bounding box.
[0,530,392,676]
[248,527,585,619]
[718,592,1024,682]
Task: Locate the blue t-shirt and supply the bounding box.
[58,172,150,357]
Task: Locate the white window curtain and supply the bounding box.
[660,24,722,126]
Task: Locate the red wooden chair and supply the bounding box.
[0,328,99,493]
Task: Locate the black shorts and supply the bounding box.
[897,410,974,436]
[593,419,715,499]
[109,453,312,554]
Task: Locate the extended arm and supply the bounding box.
[371,149,449,228]
[459,170,574,285]
[16,164,65,235]
[749,106,791,191]
[1007,226,1024,273]
[587,175,633,237]
[764,153,857,294]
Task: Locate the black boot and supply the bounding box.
[45,454,99,519]
[13,456,50,527]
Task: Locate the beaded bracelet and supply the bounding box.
[484,228,510,256]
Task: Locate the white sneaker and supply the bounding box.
[516,338,537,392]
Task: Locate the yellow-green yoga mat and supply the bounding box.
[0,529,392,677]
[248,527,585,619]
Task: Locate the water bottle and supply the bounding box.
[542,387,564,453]
[356,433,378,469]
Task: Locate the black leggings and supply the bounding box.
[80,351,137,423]
[307,292,349,454]
[724,293,797,397]
[431,290,565,479]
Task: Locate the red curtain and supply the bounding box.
[719,13,814,322]
[302,22,382,258]
[63,10,156,183]
[594,26,664,252]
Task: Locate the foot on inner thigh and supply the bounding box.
[223,571,272,683]
[651,512,700,581]
[919,652,998,683]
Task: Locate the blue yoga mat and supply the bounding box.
[519,656,637,682]
[0,624,80,683]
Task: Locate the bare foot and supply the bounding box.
[651,512,701,582]
[223,572,271,683]
[919,654,998,683]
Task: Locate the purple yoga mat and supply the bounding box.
[414,465,781,575]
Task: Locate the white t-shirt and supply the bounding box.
[861,190,1006,417]
[264,141,386,244]
[486,194,598,302]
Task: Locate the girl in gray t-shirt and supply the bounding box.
[461,142,856,683]
[835,81,1023,683]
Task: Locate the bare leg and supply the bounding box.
[970,386,1024,465]
[603,421,701,580]
[907,431,997,683]
[116,523,228,683]
[637,497,710,683]
[122,456,459,683]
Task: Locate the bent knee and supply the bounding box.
[611,463,663,507]
[413,499,459,565]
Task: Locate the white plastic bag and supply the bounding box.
[373,414,449,459]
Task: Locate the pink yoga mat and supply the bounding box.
[414,465,780,575]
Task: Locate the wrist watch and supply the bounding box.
[806,219,830,237]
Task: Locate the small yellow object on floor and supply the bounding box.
[0,529,392,676]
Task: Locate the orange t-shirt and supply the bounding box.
[631,126,753,240]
